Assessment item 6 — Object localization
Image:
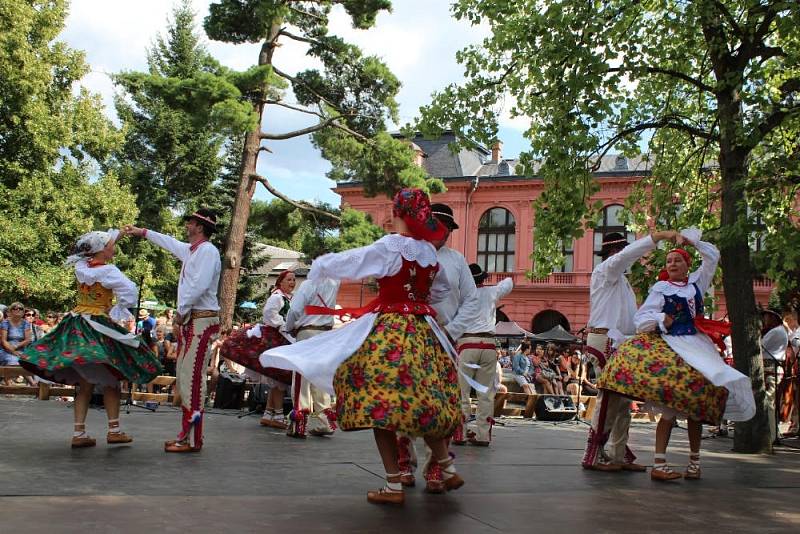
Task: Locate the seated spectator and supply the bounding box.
[40,311,59,335]
[544,343,565,395]
[25,309,45,341]
[530,345,554,394]
[1,302,31,365]
[511,342,537,394]
[498,348,512,369]
[1,302,36,385]
[155,327,175,377]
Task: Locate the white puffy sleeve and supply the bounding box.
[595,235,656,285]
[263,292,287,328]
[687,240,720,294]
[491,277,514,302]
[308,242,402,282]
[285,283,312,332]
[101,265,138,322]
[635,288,667,333]
[145,230,190,262]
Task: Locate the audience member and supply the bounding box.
[511,342,536,394]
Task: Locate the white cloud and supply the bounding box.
[59,0,522,205]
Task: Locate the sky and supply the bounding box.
[59,0,530,207]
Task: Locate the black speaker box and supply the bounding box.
[535,395,577,421]
[214,371,246,409]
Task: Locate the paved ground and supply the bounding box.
[1,397,799,533]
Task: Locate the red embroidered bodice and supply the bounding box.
[371,258,439,315]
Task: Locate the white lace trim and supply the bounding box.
[652,272,702,297]
[376,234,438,267]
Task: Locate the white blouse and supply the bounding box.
[308,234,448,299]
[74,260,138,322]
[635,239,720,334]
[263,290,290,329]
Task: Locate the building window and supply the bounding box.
[747,206,766,253]
[593,204,636,268]
[558,240,574,272]
[477,207,516,272]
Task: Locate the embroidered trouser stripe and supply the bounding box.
[176,316,219,446]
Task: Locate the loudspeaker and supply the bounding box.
[214,371,246,409]
[247,384,268,412]
[535,395,577,421]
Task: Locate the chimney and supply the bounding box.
[491,141,502,163]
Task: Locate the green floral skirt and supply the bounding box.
[333,313,460,439]
[19,313,161,385]
[598,333,728,425]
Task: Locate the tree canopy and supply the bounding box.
[0,0,140,309]
[418,0,799,453]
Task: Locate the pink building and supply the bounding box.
[334,133,772,333]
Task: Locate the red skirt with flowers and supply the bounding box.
[597,333,728,424]
[333,312,460,438]
[19,313,160,385]
[220,325,292,385]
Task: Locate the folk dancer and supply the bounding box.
[220,270,296,429]
[582,230,681,472]
[761,308,788,444]
[782,309,800,437]
[123,208,221,452]
[19,229,161,448]
[261,189,474,504]
[451,263,512,446]
[599,230,756,480]
[396,203,482,485]
[284,271,340,438]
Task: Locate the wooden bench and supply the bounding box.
[126,375,177,404]
[0,366,75,399]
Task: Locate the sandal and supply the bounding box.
[684,454,701,480]
[367,474,404,505]
[650,462,682,481]
[107,419,133,444]
[71,423,96,449]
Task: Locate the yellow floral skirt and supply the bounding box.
[333,313,460,438]
[598,333,728,425]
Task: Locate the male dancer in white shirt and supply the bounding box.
[452,263,513,446]
[582,229,680,471]
[284,273,340,438]
[124,208,221,452]
[396,203,481,487]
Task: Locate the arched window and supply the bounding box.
[593,204,635,268]
[477,207,516,272]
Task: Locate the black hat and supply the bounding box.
[760,307,783,322]
[469,263,488,285]
[598,232,629,257]
[182,208,218,233]
[430,203,459,230]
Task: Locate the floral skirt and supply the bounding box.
[19,314,161,385]
[221,325,292,385]
[333,313,460,439]
[597,333,728,425]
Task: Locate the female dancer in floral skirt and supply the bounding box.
[261,188,466,504]
[19,229,161,448]
[599,229,755,481]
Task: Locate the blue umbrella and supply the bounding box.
[239,301,257,309]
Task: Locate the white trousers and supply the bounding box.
[291,328,334,432]
[457,337,497,442]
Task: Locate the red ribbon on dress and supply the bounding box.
[305,295,437,319]
[694,316,731,354]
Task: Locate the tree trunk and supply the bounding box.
[701,4,771,454]
[218,25,281,332]
[716,107,771,454]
